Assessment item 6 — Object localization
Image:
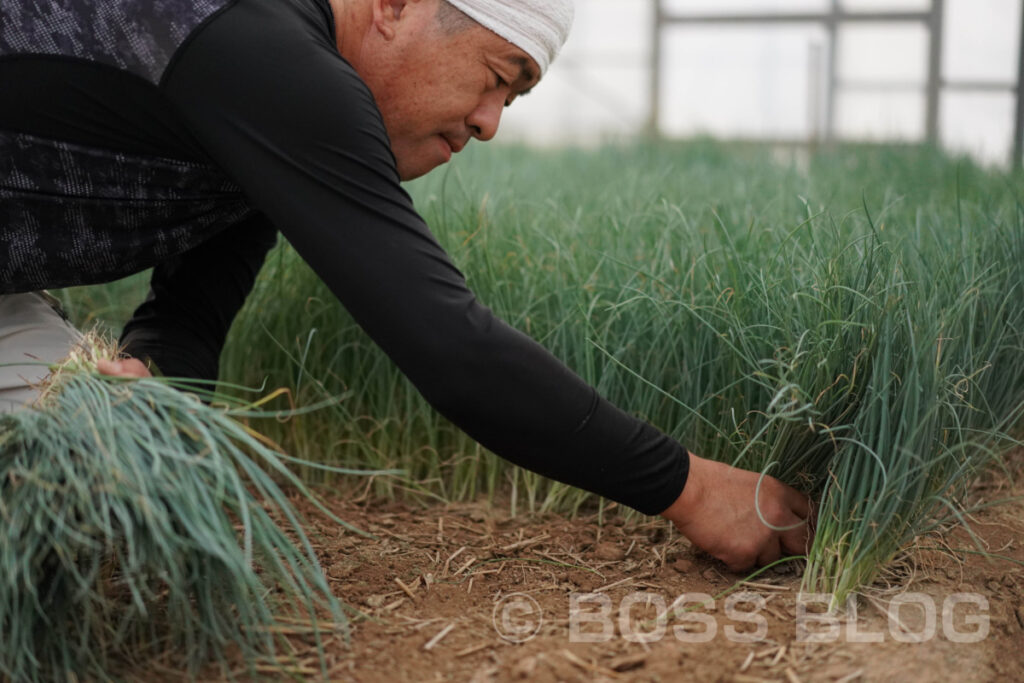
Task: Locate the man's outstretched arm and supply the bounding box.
[155,0,812,569]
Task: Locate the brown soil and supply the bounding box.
[201,471,1024,683]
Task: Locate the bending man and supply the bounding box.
[0,0,812,570]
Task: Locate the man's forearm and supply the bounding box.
[121,212,277,381]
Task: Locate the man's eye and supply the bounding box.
[492,70,508,88]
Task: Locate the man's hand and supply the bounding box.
[96,358,152,379]
[661,453,814,572]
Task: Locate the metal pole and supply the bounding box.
[824,0,839,141]
[809,43,823,146]
[1014,0,1024,168]
[648,0,663,137]
[925,0,945,145]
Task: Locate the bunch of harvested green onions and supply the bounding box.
[0,334,389,680]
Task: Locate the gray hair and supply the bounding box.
[436,0,478,34]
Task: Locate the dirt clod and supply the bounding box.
[511,655,537,679]
[594,542,625,561]
[671,558,695,573]
[364,594,387,608]
[568,569,600,590]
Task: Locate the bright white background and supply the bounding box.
[499,0,1023,166]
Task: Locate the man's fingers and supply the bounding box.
[96,358,152,378]
[726,559,754,573]
[772,479,815,554]
[96,359,120,375]
[783,483,812,520]
[664,456,818,573]
[756,536,782,568]
[780,519,812,557]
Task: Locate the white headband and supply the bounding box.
[445,0,575,76]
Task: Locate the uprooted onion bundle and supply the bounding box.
[0,334,381,680]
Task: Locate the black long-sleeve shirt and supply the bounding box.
[0,0,688,515]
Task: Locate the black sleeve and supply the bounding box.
[120,210,278,381]
[159,0,688,515]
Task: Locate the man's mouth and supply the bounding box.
[441,134,466,156]
[438,135,453,162]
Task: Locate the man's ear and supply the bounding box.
[371,0,412,40]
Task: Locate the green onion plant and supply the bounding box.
[57,142,1024,606]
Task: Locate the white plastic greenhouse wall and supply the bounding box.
[500,0,1024,167]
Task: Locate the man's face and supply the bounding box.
[352,0,541,180]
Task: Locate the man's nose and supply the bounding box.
[467,93,505,142]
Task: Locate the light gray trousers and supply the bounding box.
[0,292,82,414]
